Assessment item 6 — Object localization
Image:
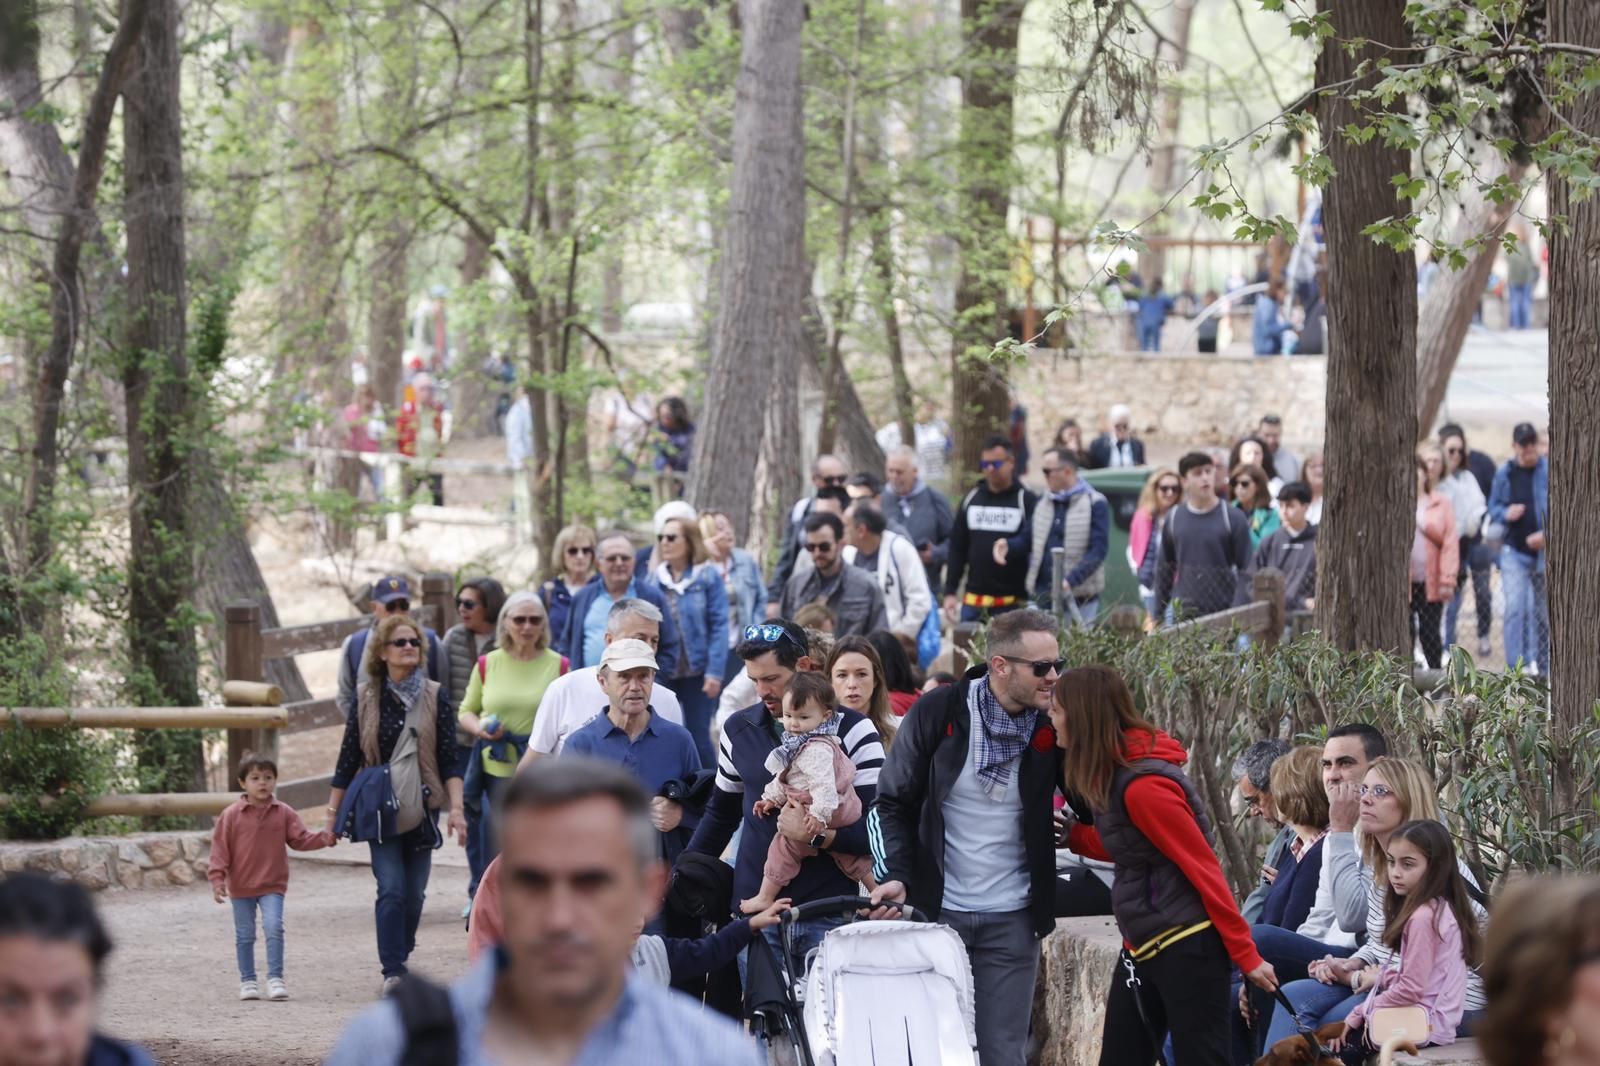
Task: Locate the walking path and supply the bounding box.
[96,854,473,1065]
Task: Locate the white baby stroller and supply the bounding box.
[745,896,979,1066]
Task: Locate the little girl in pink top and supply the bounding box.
[1332,819,1481,1053]
[739,673,874,914]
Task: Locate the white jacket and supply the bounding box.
[843,529,932,639]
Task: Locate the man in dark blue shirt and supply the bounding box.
[1487,423,1549,673]
[681,619,883,981]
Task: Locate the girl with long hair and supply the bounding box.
[1050,665,1275,1064]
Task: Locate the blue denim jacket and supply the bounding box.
[1488,456,1549,573]
[723,549,765,632]
[648,564,730,681]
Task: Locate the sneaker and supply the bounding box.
[381,975,403,998]
[267,977,288,1001]
[239,980,261,1001]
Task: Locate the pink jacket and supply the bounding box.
[208,796,334,898]
[1416,492,1460,603]
[1346,901,1467,1046]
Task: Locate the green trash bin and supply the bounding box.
[1081,466,1154,610]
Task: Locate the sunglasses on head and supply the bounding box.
[566,545,595,556]
[1000,654,1066,678]
[387,637,422,648]
[743,623,808,655]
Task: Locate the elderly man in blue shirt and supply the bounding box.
[327,758,759,1066]
[563,639,703,864]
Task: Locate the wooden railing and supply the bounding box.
[224,572,454,811]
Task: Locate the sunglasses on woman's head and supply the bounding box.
[388,637,422,648]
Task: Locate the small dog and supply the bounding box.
[1253,1024,1420,1065]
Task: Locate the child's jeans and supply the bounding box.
[231,893,285,981]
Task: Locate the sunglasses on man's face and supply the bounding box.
[601,553,633,565]
[384,600,411,614]
[979,459,1008,471]
[803,540,835,553]
[819,475,847,487]
[1000,654,1066,678]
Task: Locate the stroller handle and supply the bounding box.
[781,894,927,926]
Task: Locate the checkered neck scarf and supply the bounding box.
[386,668,426,713]
[774,711,842,769]
[970,675,1037,797]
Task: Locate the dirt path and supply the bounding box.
[96,853,474,1065]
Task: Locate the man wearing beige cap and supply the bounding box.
[562,639,704,863]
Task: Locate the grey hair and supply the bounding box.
[888,445,919,467]
[497,757,658,869]
[1232,738,1292,791]
[986,607,1059,659]
[497,590,550,653]
[605,597,663,635]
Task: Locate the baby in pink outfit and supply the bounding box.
[739,674,875,914]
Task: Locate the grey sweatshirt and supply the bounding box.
[1153,501,1254,620]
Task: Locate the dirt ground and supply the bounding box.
[95,853,474,1065]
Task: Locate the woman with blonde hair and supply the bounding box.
[649,512,729,766]
[455,590,564,898]
[1264,756,1488,1046]
[698,509,765,684]
[1129,467,1181,618]
[1477,875,1600,1066]
[1411,454,1459,669]
[539,524,596,645]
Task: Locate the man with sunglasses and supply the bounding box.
[867,608,1068,1066]
[943,435,1039,623]
[776,512,888,637]
[335,574,449,723]
[681,619,885,984]
[557,532,679,678]
[764,454,849,617]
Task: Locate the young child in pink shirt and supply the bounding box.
[1331,819,1481,1053]
[208,753,336,1002]
[739,672,875,914]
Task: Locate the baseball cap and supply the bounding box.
[1512,422,1538,446]
[600,638,659,674]
[372,575,412,604]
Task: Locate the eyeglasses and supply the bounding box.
[384,600,411,614]
[803,541,835,553]
[1358,783,1395,799]
[455,597,479,610]
[601,553,633,564]
[1242,791,1266,811]
[999,654,1066,678]
[509,615,544,626]
[742,623,808,656]
[819,475,847,487]
[1444,446,1462,455]
[1157,484,1181,494]
[1231,478,1254,488]
[387,637,422,648]
[979,459,1008,471]
[658,533,680,543]
[566,545,595,556]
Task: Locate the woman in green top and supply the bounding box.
[456,589,564,882]
[1230,462,1282,547]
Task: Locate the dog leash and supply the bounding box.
[1271,984,1335,1061]
[1119,952,1169,1066]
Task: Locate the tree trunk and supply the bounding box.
[13,0,149,583]
[123,0,203,791]
[1135,0,1195,287]
[1415,156,1526,432]
[367,220,412,411]
[685,0,806,541]
[1547,0,1600,742]
[1313,0,1416,656]
[949,0,1024,476]
[869,204,916,448]
[801,287,884,477]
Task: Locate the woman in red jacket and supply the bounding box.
[1411,452,1459,670]
[1051,665,1276,1065]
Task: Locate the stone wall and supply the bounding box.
[0,831,211,891]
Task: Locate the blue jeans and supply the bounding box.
[463,743,487,899]
[1499,546,1548,672]
[1509,282,1534,329]
[475,773,511,890]
[943,908,1040,1066]
[368,822,435,978]
[231,893,285,982]
[665,673,715,768]
[1138,323,1162,351]
[1240,926,1355,1057]
[737,914,847,989]
[1265,978,1364,1046]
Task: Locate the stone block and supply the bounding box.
[181,833,209,861]
[0,850,25,873]
[144,839,180,869]
[164,859,195,886]
[23,850,60,873]
[76,861,110,892]
[191,859,209,877]
[118,842,153,869]
[59,847,83,874]
[116,862,143,889]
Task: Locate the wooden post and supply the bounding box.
[421,572,453,636]
[224,602,268,781]
[1251,567,1286,648]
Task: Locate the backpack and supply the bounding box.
[394,975,458,1066]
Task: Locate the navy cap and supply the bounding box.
[372,575,411,604]
[1512,422,1538,446]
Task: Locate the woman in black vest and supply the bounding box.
[1050,665,1276,1065]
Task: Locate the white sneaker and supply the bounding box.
[239,980,261,1001]
[267,977,288,1001]
[381,975,403,998]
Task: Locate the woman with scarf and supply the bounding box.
[454,590,565,904]
[326,613,466,996]
[648,513,729,767]
[1051,665,1276,1065]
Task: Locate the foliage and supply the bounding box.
[0,634,114,840]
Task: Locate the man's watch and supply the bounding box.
[809,831,828,849]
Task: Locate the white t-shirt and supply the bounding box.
[527,666,684,755]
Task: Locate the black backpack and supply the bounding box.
[394,975,458,1066]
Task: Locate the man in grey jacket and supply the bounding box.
[778,512,888,636]
[881,446,955,595]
